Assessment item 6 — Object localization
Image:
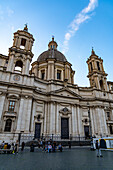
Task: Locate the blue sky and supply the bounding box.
[0,0,113,86]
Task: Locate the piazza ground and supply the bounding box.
[0,148,113,170]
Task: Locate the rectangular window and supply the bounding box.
[57,70,61,80]
[107,112,110,120]
[21,38,26,46]
[6,60,8,64]
[41,70,45,80]
[97,61,100,71]
[8,101,15,112]
[110,125,113,134]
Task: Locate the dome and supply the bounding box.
[37,49,67,62]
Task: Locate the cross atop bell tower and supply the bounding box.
[87,48,108,91]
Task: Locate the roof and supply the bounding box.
[37,49,67,62]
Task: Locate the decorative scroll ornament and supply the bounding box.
[59,107,71,115]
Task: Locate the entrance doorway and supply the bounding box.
[84,126,89,139]
[61,118,69,139]
[35,123,41,139]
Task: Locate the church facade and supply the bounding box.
[0,25,113,143]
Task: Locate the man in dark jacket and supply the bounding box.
[96,140,103,157]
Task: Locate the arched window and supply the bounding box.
[100,80,104,90]
[20,38,26,49]
[57,70,61,80]
[15,60,23,72]
[41,70,45,80]
[90,62,93,72]
[4,119,12,132]
[97,61,100,71]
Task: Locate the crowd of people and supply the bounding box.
[0,139,62,154]
[30,139,63,153]
[0,140,25,154]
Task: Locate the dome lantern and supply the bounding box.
[48,36,58,50]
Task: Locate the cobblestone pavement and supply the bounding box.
[0,148,113,170]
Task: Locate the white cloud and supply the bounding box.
[0,6,14,21]
[62,0,98,54]
[6,7,14,17]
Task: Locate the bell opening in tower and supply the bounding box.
[20,38,26,49]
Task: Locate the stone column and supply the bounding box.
[51,63,54,79]
[95,107,102,136]
[61,70,63,81]
[0,95,5,130]
[75,105,78,136]
[93,108,98,134]
[47,102,50,134]
[102,108,108,135]
[77,106,82,136]
[90,108,94,136]
[68,69,71,83]
[65,65,68,79]
[45,68,47,80]
[101,62,104,72]
[47,63,51,80]
[72,105,76,136]
[55,68,57,80]
[44,102,47,135]
[7,53,15,72]
[56,104,59,134]
[30,100,36,133]
[33,65,38,77]
[25,40,29,50]
[92,61,95,70]
[17,38,21,48]
[49,102,55,134]
[0,95,5,119]
[39,69,41,78]
[25,98,32,132]
[24,57,30,75]
[30,41,33,51]
[95,76,100,89]
[27,40,31,51]
[98,108,103,135]
[16,98,25,132]
[104,77,109,91]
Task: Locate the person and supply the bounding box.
[52,144,55,152]
[43,139,45,151]
[40,139,43,148]
[1,141,5,149]
[96,140,103,157]
[45,143,48,152]
[48,144,52,153]
[58,143,62,152]
[15,140,19,154]
[7,143,11,154]
[21,141,25,151]
[4,143,7,149]
[30,142,34,152]
[11,143,15,154]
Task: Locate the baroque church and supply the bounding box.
[0,25,113,143]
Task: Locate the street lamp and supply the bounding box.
[87,102,92,139]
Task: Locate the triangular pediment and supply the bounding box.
[50,87,82,99]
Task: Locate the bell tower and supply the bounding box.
[87,48,108,91]
[7,25,35,75]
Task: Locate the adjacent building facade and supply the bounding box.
[0,25,113,143]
